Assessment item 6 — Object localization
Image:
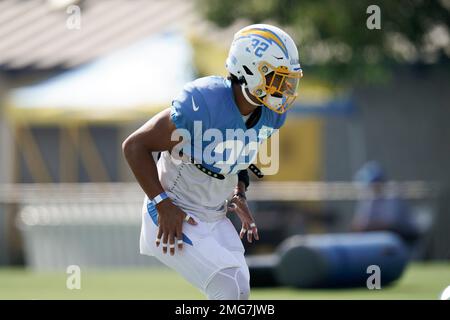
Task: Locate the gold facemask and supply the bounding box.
[252,62,303,114]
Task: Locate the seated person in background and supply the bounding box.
[351,161,420,246]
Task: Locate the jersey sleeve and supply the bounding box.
[273,111,287,129]
[170,83,211,136]
[261,110,287,141]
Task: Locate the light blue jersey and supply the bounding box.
[170,76,287,176]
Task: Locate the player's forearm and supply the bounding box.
[122,139,165,200]
[236,169,249,196]
[234,181,247,196]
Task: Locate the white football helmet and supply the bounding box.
[226,24,303,114]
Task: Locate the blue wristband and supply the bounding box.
[151,192,169,206]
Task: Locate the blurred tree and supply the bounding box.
[197,0,450,84]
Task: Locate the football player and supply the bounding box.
[123,24,303,300]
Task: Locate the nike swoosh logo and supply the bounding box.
[192,96,199,111]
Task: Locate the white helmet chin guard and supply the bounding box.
[226,24,303,114]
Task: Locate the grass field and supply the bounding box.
[0,263,449,300]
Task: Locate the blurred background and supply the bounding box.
[0,0,449,299]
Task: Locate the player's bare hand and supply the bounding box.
[155,199,197,255]
[228,194,259,243]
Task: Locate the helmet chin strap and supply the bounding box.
[241,84,261,107]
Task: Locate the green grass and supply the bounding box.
[0,263,449,300]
